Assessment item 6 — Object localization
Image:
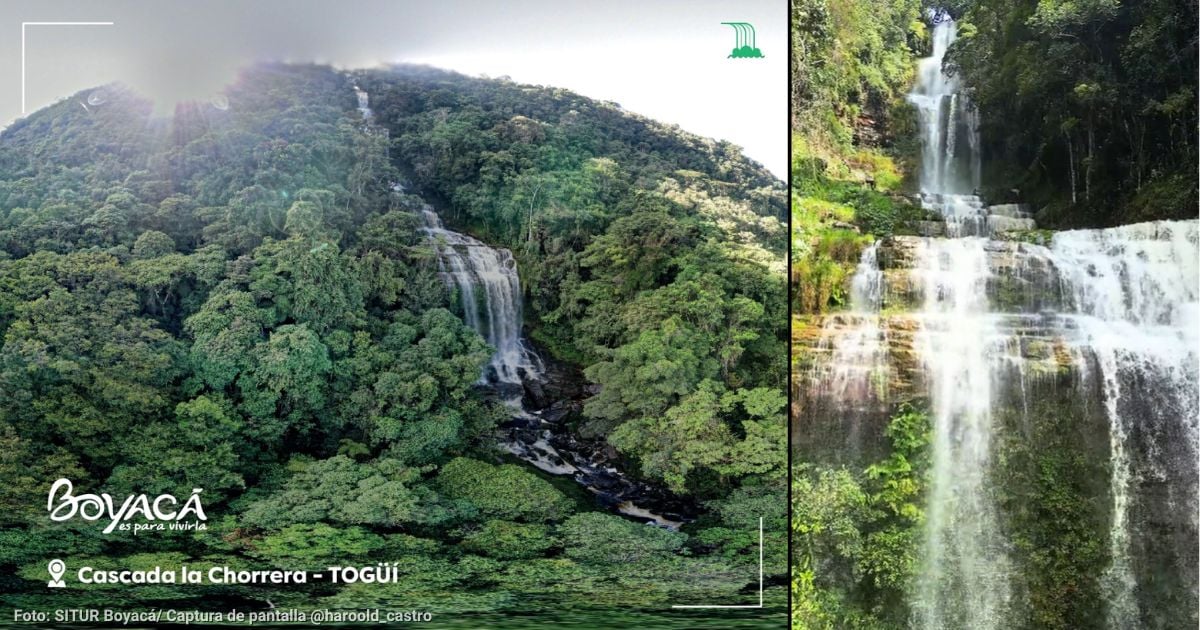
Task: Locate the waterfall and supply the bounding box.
[909,19,978,196]
[789,11,1199,626]
[420,209,543,385]
[911,238,1013,629]
[904,21,1016,627]
[354,86,372,120]
[803,15,1200,628]
[815,244,889,407]
[418,205,688,530]
[800,243,896,462]
[346,84,688,530]
[1045,221,1199,628]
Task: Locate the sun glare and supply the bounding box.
[123,67,239,117]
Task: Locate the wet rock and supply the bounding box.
[492,382,524,402]
[914,220,946,237]
[522,378,548,409]
[540,404,571,424]
[878,235,922,269]
[499,376,699,526]
[987,203,1033,218]
[987,215,1037,233]
[881,269,923,310]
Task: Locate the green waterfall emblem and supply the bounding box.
[722,22,763,58]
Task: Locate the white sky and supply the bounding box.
[0,0,786,178]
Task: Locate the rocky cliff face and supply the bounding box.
[794,218,1198,628]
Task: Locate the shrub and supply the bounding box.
[437,458,575,522]
[461,520,556,560]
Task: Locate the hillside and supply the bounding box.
[0,63,786,621]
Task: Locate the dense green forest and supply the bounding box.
[793,0,1197,233]
[943,0,1198,226]
[792,0,1198,629]
[0,63,786,619]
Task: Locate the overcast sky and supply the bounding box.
[0,0,786,178]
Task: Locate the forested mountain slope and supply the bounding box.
[0,62,786,617]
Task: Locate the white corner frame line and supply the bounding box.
[21,21,114,114]
[670,516,764,609]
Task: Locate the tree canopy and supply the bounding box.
[0,62,786,615]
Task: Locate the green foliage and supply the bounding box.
[241,456,434,530]
[0,61,782,616]
[793,0,925,155]
[608,381,786,494]
[461,520,557,560]
[1120,172,1199,224]
[360,67,787,504]
[949,0,1199,226]
[992,392,1110,629]
[436,458,574,523]
[791,467,872,629]
[790,139,923,316]
[558,513,686,565]
[250,523,387,570]
[792,404,931,629]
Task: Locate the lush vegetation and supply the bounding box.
[792,404,931,629]
[791,4,932,623]
[791,0,928,317]
[0,63,785,618]
[792,0,1198,628]
[792,0,925,162]
[943,0,1199,226]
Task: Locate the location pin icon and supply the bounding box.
[47,559,66,588]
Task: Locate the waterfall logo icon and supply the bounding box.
[722,22,763,58]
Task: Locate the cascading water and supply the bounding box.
[909,19,979,197]
[420,209,544,386]
[910,238,1013,629]
[348,86,692,529]
[354,86,372,120]
[1046,221,1199,628]
[420,206,687,528]
[801,15,1199,629]
[803,243,892,457]
[906,19,1016,628]
[826,243,888,404]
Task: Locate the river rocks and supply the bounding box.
[539,401,574,424]
[521,377,548,409]
[500,339,696,528]
[527,339,588,403]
